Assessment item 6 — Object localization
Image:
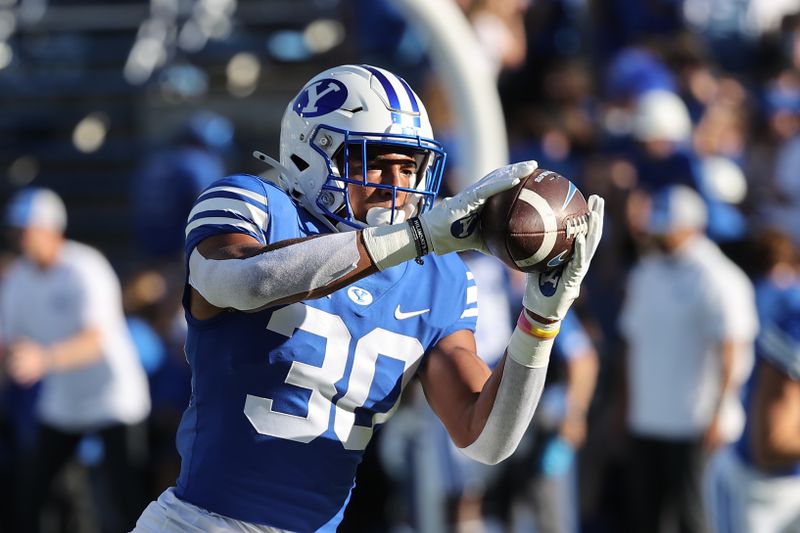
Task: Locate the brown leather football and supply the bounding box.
[481,168,590,273]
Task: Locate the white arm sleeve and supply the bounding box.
[188,232,361,311]
[458,336,552,465]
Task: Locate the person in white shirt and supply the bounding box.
[618,184,758,533]
[1,187,151,533]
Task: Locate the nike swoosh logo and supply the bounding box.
[394,305,430,320]
[546,250,569,268]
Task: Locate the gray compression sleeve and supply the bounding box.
[188,232,360,311]
[458,356,549,464]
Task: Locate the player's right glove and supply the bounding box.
[523,194,604,324]
[415,160,538,256]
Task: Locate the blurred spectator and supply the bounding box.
[464,0,530,79]
[618,185,758,533]
[695,155,749,243]
[1,187,151,533]
[747,68,800,232]
[131,111,233,260]
[682,0,758,73]
[123,269,170,376]
[604,48,677,106]
[622,89,700,246]
[764,95,800,245]
[121,267,191,502]
[631,89,693,149]
[599,0,684,55]
[706,228,800,532]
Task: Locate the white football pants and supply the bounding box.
[131,487,291,533]
[704,446,800,533]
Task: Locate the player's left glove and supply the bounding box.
[522,194,604,324]
[416,160,538,256]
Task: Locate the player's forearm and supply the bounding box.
[458,353,549,464]
[190,231,378,310]
[265,234,381,306]
[458,313,555,464]
[189,223,424,311]
[47,328,103,371]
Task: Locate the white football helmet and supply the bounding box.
[257,64,446,230]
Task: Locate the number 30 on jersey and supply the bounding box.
[244,302,424,450]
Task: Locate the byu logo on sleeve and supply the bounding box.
[293,79,349,117]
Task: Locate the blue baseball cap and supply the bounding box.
[6,187,67,232]
[605,48,677,101]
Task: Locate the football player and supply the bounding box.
[705,284,800,533]
[132,64,604,532]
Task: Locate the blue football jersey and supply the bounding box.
[176,174,478,531]
[736,283,800,476]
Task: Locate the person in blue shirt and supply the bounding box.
[131,111,234,260]
[132,64,604,533]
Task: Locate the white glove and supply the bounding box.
[417,161,538,256]
[523,194,604,322]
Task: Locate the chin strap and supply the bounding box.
[252,150,293,177]
[252,150,301,197]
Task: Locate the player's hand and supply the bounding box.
[703,413,725,452]
[7,339,50,387]
[417,160,538,255]
[523,194,604,322]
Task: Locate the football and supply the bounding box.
[481,168,590,273]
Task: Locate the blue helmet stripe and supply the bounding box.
[396,76,419,113]
[361,65,401,111]
[394,74,422,126]
[362,65,422,128]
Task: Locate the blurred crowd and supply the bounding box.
[1,0,800,532]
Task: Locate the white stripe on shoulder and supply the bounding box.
[760,325,800,377]
[200,185,268,206]
[461,307,479,318]
[188,197,268,229]
[466,285,478,304]
[185,217,261,239]
[466,271,474,280]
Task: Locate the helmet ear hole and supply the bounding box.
[290,154,310,172]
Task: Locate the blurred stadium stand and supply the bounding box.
[0,0,348,269]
